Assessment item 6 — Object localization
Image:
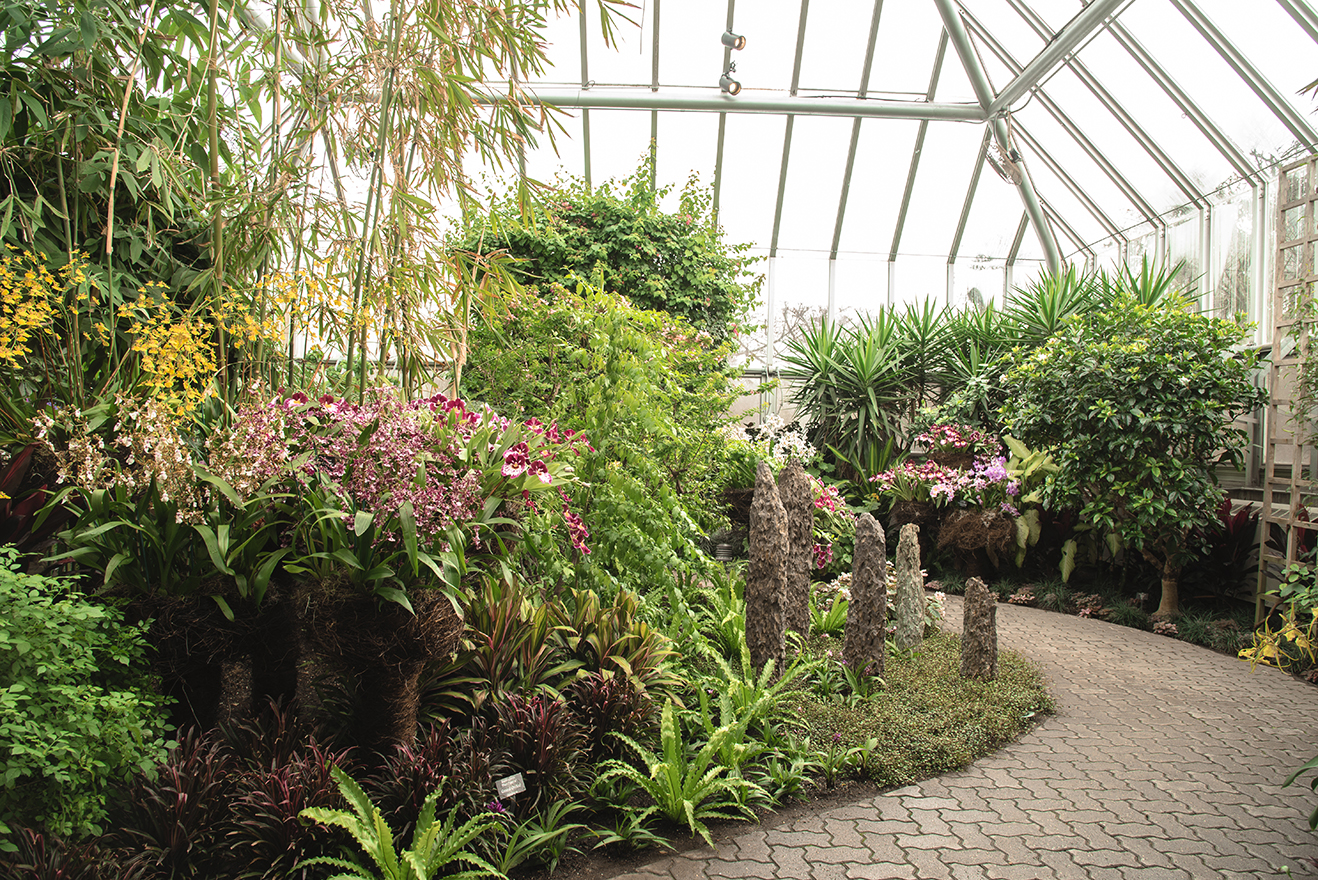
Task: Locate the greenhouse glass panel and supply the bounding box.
[774,115,856,254]
[834,120,923,257]
[1211,189,1254,320]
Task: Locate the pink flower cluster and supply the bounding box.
[563,508,591,555]
[916,423,988,453]
[871,439,1020,515]
[812,542,834,569]
[209,390,594,551]
[813,483,848,514]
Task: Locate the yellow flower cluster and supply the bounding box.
[0,247,93,366]
[118,284,219,416]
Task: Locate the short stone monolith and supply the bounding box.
[746,460,788,673]
[892,523,924,651]
[777,460,813,637]
[843,512,886,678]
[960,576,999,681]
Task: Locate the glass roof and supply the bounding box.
[464,0,1318,352]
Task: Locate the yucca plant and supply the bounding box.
[1002,264,1097,348]
[599,701,761,848]
[781,315,909,470]
[299,765,504,880]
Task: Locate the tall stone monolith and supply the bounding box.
[843,513,887,678]
[892,523,924,651]
[777,460,813,637]
[746,461,788,673]
[960,576,999,681]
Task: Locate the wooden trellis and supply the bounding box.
[1257,155,1318,622]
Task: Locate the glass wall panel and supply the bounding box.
[776,116,857,254]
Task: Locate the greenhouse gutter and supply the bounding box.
[518,89,986,122]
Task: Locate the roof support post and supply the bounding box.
[769,0,812,258]
[949,127,994,265]
[1005,211,1029,302]
[828,259,838,324]
[891,31,948,262]
[1170,0,1318,152]
[830,0,886,262]
[578,7,592,189]
[766,256,778,370]
[987,0,1127,116]
[1275,0,1318,45]
[931,0,1062,275]
[712,0,736,224]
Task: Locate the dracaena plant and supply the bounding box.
[556,587,683,696]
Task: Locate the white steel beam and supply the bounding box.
[987,0,1128,116]
[1004,0,1203,207]
[1170,0,1318,152]
[932,0,1062,273]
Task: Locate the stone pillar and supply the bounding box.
[960,576,999,681]
[777,460,813,637]
[892,523,924,652]
[746,461,788,673]
[843,512,887,678]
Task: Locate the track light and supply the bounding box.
[719,70,741,95]
[721,31,746,50]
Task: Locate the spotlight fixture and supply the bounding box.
[721,30,747,50]
[719,65,741,95]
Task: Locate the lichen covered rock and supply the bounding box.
[843,512,886,678]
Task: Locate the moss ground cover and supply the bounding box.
[789,630,1052,789]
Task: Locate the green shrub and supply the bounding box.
[0,547,173,839]
[465,280,735,595]
[1000,290,1266,617]
[449,160,759,342]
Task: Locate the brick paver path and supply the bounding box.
[610,597,1318,879]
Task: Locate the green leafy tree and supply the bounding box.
[0,546,173,839]
[999,292,1266,618]
[463,277,737,596]
[451,160,760,341]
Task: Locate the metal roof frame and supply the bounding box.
[1170,0,1318,154]
[986,0,1129,116]
[1003,0,1204,208]
[960,10,1163,230]
[934,0,1062,272]
[463,0,1318,292]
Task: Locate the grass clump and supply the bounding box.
[788,631,1052,788]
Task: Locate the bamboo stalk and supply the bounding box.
[207,0,228,408]
[104,0,159,259]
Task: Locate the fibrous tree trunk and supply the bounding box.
[746,461,788,674]
[777,460,813,637]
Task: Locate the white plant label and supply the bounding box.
[495,772,526,799]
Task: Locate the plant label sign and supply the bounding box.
[495,772,526,799]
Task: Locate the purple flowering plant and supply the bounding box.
[870,426,1020,516]
[206,389,592,608]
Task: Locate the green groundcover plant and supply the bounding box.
[0,547,173,840]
